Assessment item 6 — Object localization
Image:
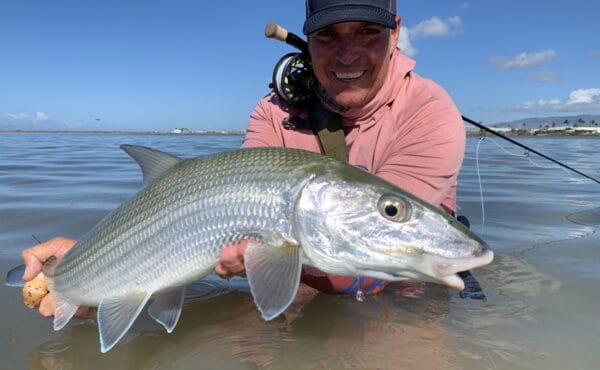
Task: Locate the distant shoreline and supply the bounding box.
[0,130,246,135]
[1,129,599,137]
[466,129,600,137]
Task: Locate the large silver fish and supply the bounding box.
[7,145,493,352]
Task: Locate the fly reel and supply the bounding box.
[270,52,315,105]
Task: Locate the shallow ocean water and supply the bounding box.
[1,133,598,369]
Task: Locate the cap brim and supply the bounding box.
[303,5,396,35]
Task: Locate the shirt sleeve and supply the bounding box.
[242,95,284,149]
[375,82,465,215]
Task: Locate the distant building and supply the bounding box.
[171,128,190,134]
[573,127,600,133]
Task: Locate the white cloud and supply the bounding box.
[398,26,417,57]
[398,16,462,57]
[566,88,600,105]
[2,111,53,129]
[588,49,600,60]
[4,112,32,122]
[527,70,562,83]
[33,112,49,123]
[491,49,557,69]
[512,88,600,113]
[410,16,463,38]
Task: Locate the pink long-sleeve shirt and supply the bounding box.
[242,49,465,294]
[243,49,465,215]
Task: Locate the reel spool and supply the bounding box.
[270,52,315,105]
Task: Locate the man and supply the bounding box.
[216,0,464,295]
[20,0,465,316]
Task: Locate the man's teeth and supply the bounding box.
[335,71,364,80]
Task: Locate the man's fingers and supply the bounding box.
[21,253,43,282]
[21,237,77,281]
[225,263,246,277]
[38,293,96,320]
[214,263,233,279]
[215,261,244,278]
[215,240,252,278]
[38,294,55,317]
[75,306,97,320]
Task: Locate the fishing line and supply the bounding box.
[516,224,596,257]
[516,207,600,257]
[480,137,574,177]
[474,138,598,258]
[263,22,598,185]
[475,137,486,234]
[463,115,600,185]
[472,135,579,236]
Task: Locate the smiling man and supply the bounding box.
[218,0,466,295]
[305,2,399,108]
[19,1,466,318]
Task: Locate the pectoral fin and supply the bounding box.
[97,292,151,353]
[53,292,79,331]
[148,288,185,333]
[244,242,302,321]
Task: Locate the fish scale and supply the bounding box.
[12,145,493,353]
[51,148,317,305]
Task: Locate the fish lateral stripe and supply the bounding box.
[24,145,491,352]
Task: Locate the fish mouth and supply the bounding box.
[425,249,494,290]
[355,248,494,291]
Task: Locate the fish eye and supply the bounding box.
[378,195,409,222]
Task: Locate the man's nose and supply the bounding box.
[335,36,360,65]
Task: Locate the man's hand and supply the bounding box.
[21,237,96,319]
[214,240,251,279]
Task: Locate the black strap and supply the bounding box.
[456,215,487,300]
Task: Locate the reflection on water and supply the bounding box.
[1,134,600,369]
[25,283,455,370]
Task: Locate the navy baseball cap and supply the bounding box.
[303,0,397,35]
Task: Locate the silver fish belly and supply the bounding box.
[36,145,492,352]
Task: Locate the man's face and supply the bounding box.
[308,16,401,108]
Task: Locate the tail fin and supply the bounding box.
[4,256,58,288]
[4,264,26,287]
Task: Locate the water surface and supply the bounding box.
[1,133,598,369]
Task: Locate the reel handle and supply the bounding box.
[265,21,309,54]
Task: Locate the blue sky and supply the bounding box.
[1,0,599,131]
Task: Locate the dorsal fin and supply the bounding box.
[120,144,182,185]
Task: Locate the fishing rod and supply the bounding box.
[265,21,600,186]
[462,115,600,185]
[265,21,309,54]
